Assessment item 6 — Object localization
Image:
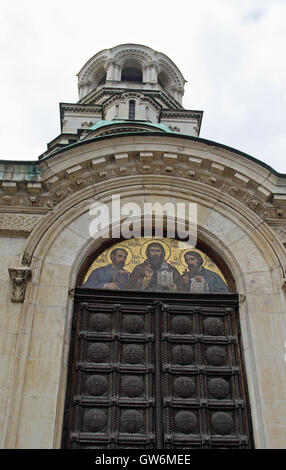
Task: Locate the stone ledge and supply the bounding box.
[0,213,43,234]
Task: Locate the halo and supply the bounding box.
[180,248,207,269]
[140,238,171,261]
[106,244,133,267]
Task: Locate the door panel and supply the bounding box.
[62,289,253,449]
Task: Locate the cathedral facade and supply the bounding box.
[0,44,286,448]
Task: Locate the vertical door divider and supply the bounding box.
[153,300,164,449]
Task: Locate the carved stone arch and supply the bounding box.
[158,69,171,91]
[18,180,285,317]
[158,58,185,90]
[114,48,154,68]
[20,176,286,280]
[92,66,107,88]
[18,173,285,315]
[78,55,109,85]
[77,55,110,99]
[51,210,265,448]
[13,181,286,448]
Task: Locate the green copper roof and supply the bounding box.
[87,120,175,133]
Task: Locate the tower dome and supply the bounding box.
[77,43,186,104]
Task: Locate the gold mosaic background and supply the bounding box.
[83,238,227,285]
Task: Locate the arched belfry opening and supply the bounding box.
[61,234,253,449]
[121,60,143,83]
[121,67,143,83]
[158,71,171,93]
[93,66,107,88]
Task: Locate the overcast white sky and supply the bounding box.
[1,0,285,173]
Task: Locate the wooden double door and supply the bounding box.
[62,288,253,449]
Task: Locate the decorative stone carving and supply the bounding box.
[271,225,286,244]
[8,267,32,303]
[1,149,284,223]
[0,213,43,234]
[239,294,246,303]
[22,252,31,267]
[68,288,75,298]
[81,121,94,128]
[169,125,180,133]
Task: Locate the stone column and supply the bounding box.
[106,60,120,81]
[143,62,158,83]
[78,79,91,100]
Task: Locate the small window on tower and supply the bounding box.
[129,100,136,120]
[145,106,150,120]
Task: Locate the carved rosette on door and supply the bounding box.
[62,290,253,449]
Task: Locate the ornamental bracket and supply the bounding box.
[8,267,32,303]
[239,293,246,303]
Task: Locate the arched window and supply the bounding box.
[98,75,106,86]
[145,106,150,120]
[128,100,136,120]
[121,67,142,82]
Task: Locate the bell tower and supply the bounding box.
[39,44,203,159]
